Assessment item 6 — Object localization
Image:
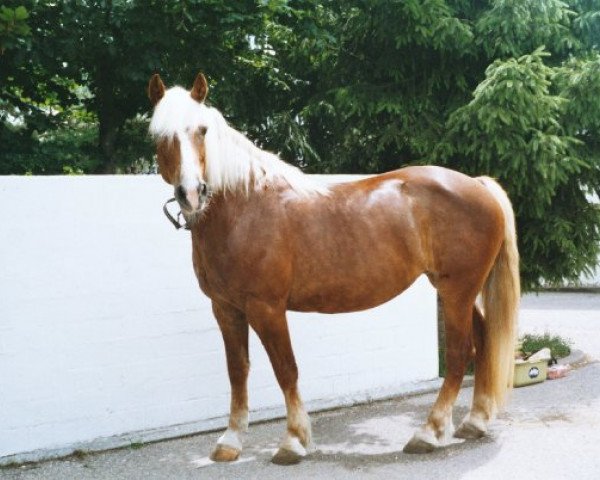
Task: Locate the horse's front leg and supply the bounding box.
[246,299,312,465]
[210,301,249,462]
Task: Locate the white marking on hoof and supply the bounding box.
[217,428,243,451]
[271,434,308,465]
[403,428,440,454]
[439,420,456,445]
[455,415,487,439]
[281,434,307,456]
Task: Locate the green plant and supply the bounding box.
[521,332,572,358]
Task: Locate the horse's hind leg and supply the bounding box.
[455,305,494,439]
[246,299,311,465]
[210,301,249,462]
[404,293,474,453]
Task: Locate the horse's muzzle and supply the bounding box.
[163,182,212,230]
[174,181,211,213]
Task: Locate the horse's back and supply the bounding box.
[329,165,505,245]
[325,165,506,283]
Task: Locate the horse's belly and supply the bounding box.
[287,271,418,314]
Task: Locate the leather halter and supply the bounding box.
[162,184,212,231]
[162,198,191,230]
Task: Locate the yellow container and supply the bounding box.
[513,360,548,387]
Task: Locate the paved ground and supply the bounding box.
[3,292,600,480]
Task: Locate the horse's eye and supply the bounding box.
[199,126,208,136]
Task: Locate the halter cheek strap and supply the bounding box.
[163,197,191,230]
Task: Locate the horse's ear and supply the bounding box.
[148,74,166,107]
[191,73,209,103]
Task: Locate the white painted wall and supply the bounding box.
[0,175,437,465]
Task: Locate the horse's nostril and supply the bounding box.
[199,183,207,196]
[175,185,187,203]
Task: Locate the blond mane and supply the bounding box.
[149,87,328,197]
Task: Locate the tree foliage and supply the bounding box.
[476,0,576,58]
[435,49,599,287]
[2,0,600,288]
[0,4,30,53]
[1,0,281,172]
[291,0,482,173]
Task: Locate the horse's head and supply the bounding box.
[148,73,213,215]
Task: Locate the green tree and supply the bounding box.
[434,49,599,288]
[0,4,30,54]
[1,1,101,174]
[35,0,278,172]
[1,0,286,173]
[296,0,482,173]
[475,0,576,58]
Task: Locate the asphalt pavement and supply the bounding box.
[2,291,600,480]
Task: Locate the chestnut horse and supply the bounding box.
[147,73,520,465]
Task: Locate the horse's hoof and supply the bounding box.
[403,436,437,454]
[403,428,439,454]
[210,444,241,462]
[271,447,303,465]
[454,420,486,440]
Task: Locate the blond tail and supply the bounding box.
[477,176,521,412]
